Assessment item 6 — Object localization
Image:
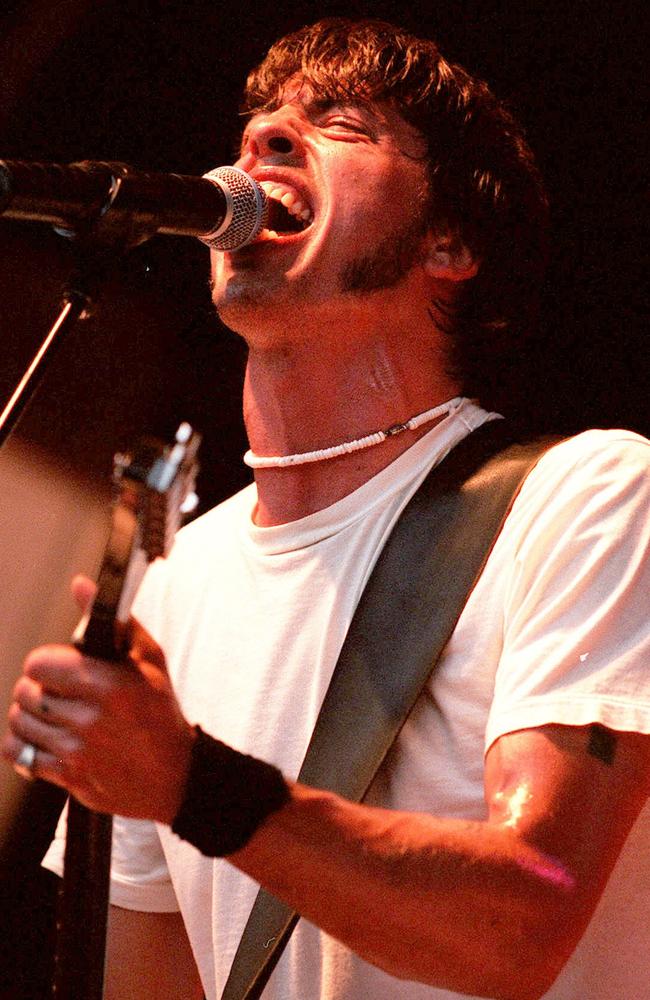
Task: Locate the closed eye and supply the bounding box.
[323,117,366,131]
[319,117,374,141]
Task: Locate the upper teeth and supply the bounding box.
[260,182,312,223]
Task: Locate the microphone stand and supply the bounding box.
[0,202,161,999]
[0,165,160,451]
[0,282,90,449]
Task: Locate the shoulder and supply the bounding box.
[493,427,650,569]
[533,427,649,478]
[538,427,649,469]
[515,428,649,517]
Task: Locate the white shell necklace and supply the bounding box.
[243,397,463,469]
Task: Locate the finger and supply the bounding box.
[125,616,168,673]
[24,644,118,700]
[71,574,97,613]
[3,733,37,780]
[14,676,97,731]
[13,676,48,716]
[3,732,67,788]
[6,700,78,760]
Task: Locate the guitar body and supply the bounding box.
[51,425,200,1000]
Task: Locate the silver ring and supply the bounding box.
[15,742,37,778]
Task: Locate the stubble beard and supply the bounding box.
[339,188,431,294]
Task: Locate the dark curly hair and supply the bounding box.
[243,19,549,412]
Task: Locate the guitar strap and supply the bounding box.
[221,421,558,1000]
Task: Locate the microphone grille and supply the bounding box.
[200,166,267,251]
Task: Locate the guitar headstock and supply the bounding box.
[112,421,200,560]
[73,422,201,659]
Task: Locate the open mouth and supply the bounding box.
[259,181,313,239]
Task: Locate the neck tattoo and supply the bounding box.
[243,397,464,469]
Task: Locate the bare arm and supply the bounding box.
[104,905,203,1000]
[229,723,650,1000]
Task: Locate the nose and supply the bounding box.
[240,108,306,164]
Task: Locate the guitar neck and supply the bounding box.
[51,424,200,1000]
[53,606,123,1000]
[53,802,112,1000]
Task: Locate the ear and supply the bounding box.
[423,233,480,282]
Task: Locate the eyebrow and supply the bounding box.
[306,95,375,113]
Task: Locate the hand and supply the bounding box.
[2,575,195,824]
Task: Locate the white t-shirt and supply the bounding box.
[44,399,650,1000]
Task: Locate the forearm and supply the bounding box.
[105,905,203,1000]
[231,784,579,1000]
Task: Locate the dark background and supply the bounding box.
[0,1,647,995]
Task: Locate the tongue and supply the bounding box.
[267,199,304,233]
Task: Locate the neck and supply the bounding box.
[243,329,460,526]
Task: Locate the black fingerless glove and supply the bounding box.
[171,726,290,857]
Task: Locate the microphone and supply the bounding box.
[0,160,268,251]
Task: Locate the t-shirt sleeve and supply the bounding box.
[485,431,650,750]
[42,803,180,912]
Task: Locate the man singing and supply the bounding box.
[5,19,650,1000]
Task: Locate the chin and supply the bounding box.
[213,287,287,345]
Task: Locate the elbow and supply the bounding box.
[436,944,569,1000]
[385,902,580,1000]
[471,910,582,1000]
[367,924,572,1000]
[487,960,567,1000]
[487,963,565,1000]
